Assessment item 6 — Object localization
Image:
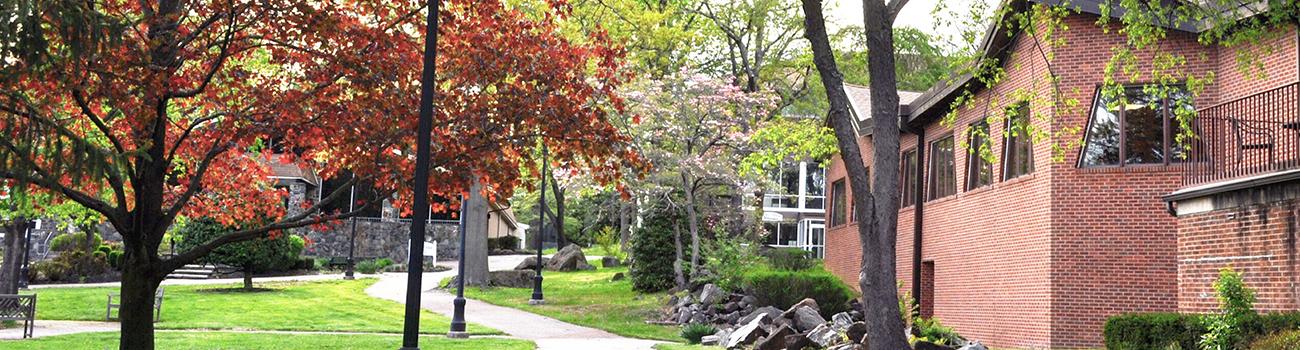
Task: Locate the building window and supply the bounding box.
[830,179,847,227]
[966,120,994,190]
[1080,86,1193,167]
[805,162,826,209]
[928,136,956,200]
[901,149,918,207]
[1004,103,1034,179]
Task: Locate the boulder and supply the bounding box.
[720,311,741,324]
[806,324,841,348]
[915,341,957,350]
[754,325,795,350]
[789,306,827,332]
[958,341,988,350]
[488,270,534,288]
[723,301,740,313]
[698,284,726,306]
[601,256,622,268]
[831,312,855,332]
[781,298,819,318]
[740,306,783,325]
[846,322,867,344]
[513,256,550,270]
[610,272,625,281]
[725,312,772,348]
[545,244,594,271]
[700,335,721,346]
[783,334,811,350]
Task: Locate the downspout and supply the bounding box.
[910,125,926,315]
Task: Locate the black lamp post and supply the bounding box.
[529,145,547,306]
[345,217,356,280]
[400,0,439,348]
[448,197,468,337]
[18,220,33,289]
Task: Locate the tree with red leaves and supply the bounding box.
[0,1,640,348]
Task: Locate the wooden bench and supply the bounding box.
[106,288,164,322]
[0,294,36,338]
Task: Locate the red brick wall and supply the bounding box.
[822,12,1298,350]
[1178,200,1300,313]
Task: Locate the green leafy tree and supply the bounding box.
[175,218,299,291]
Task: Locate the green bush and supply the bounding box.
[175,219,300,288]
[95,245,112,255]
[702,235,765,291]
[356,259,381,274]
[30,260,70,282]
[629,210,679,292]
[1103,312,1300,349]
[50,232,102,252]
[740,266,856,317]
[593,227,626,261]
[374,258,394,269]
[765,247,815,271]
[1251,330,1300,350]
[1202,267,1257,350]
[913,317,965,346]
[680,323,717,345]
[107,250,124,269]
[489,236,522,251]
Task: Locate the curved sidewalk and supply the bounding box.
[365,255,664,350]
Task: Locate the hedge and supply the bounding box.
[740,266,856,317]
[1104,312,1300,349]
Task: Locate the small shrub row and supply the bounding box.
[763,247,816,271]
[740,266,855,317]
[355,258,395,274]
[1104,312,1300,349]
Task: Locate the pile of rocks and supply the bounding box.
[665,283,988,350]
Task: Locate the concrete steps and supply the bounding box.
[165,264,217,280]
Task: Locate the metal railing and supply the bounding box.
[1184,82,1300,186]
[762,194,826,210]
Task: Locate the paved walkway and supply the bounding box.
[0,320,118,340]
[29,273,350,289]
[365,255,664,350]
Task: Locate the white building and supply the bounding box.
[760,160,827,258]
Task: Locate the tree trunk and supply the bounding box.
[678,171,701,278]
[672,221,686,290]
[119,253,160,350]
[83,224,97,252]
[243,265,254,290]
[0,219,27,294]
[549,175,569,248]
[801,1,910,349]
[463,179,490,287]
[618,200,631,253]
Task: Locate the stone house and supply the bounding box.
[822,1,1300,348]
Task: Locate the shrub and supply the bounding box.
[50,231,102,252]
[107,250,124,269]
[1251,330,1300,350]
[913,317,965,346]
[765,247,815,271]
[489,236,522,251]
[293,256,317,270]
[355,259,381,274]
[374,258,394,269]
[630,210,679,292]
[1105,313,1207,350]
[593,226,626,261]
[30,260,70,282]
[1202,267,1257,350]
[95,245,113,255]
[702,235,765,291]
[175,218,299,289]
[741,266,856,316]
[680,323,717,344]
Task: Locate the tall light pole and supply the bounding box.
[529,145,547,305]
[345,217,356,280]
[400,0,439,348]
[448,196,468,337]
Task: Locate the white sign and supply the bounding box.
[409,240,438,263]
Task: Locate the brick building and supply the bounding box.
[821,1,1300,348]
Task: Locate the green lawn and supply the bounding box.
[0,331,534,350]
[33,279,498,335]
[461,266,679,341]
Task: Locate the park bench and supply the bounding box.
[0,294,36,338]
[106,288,164,322]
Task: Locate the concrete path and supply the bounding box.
[0,320,118,339]
[30,273,351,289]
[365,255,665,350]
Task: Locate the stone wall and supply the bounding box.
[301,218,460,263]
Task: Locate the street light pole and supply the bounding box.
[448,197,469,337]
[345,217,356,280]
[400,0,439,348]
[529,145,547,306]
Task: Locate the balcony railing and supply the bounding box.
[1184,82,1300,186]
[762,194,825,210]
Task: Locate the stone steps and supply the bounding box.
[165,264,217,280]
